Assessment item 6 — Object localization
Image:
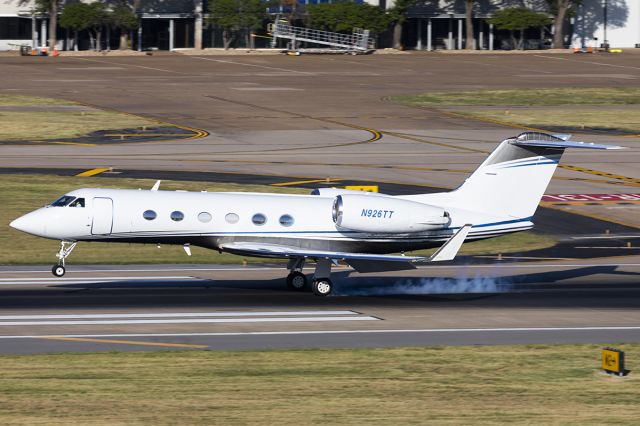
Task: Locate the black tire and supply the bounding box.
[286,271,307,291]
[312,279,332,297]
[52,265,65,277]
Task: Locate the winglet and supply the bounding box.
[429,224,472,262]
[151,180,161,191]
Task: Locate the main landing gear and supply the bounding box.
[52,240,77,277]
[286,257,334,296]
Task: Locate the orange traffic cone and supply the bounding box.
[53,47,59,57]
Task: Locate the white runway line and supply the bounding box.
[0,316,379,326]
[193,57,313,75]
[0,310,357,320]
[0,276,206,286]
[1,326,640,339]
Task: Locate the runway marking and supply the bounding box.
[0,316,379,326]
[231,87,303,91]
[193,57,313,75]
[0,310,358,320]
[41,336,208,349]
[75,167,111,177]
[0,276,208,286]
[4,326,640,339]
[69,57,186,74]
[271,178,342,187]
[2,263,640,275]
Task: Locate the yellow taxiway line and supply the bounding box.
[272,178,342,187]
[75,167,111,177]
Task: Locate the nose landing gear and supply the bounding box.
[52,241,77,277]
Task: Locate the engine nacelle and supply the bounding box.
[311,188,385,197]
[332,194,450,233]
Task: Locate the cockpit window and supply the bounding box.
[69,198,85,208]
[50,195,76,207]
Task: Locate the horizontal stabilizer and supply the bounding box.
[428,224,472,262]
[511,139,623,150]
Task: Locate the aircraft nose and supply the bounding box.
[10,211,46,237]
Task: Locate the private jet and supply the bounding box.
[10,131,621,296]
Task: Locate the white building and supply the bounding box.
[1,0,639,51]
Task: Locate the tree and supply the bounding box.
[109,2,139,50]
[59,2,90,51]
[489,7,550,50]
[465,0,474,50]
[20,0,63,51]
[59,2,108,50]
[388,0,418,50]
[209,0,265,49]
[307,2,392,35]
[547,0,579,49]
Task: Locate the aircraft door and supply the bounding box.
[91,197,113,235]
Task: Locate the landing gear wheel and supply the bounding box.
[286,271,307,291]
[52,265,66,277]
[312,279,333,297]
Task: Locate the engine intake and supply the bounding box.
[332,194,450,233]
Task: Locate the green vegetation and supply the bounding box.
[0,95,156,141]
[393,88,640,134]
[456,108,640,134]
[0,95,75,107]
[0,111,154,141]
[208,0,265,49]
[393,88,640,107]
[0,344,638,424]
[1,174,555,265]
[489,8,551,50]
[1,174,305,265]
[412,230,556,257]
[307,2,392,35]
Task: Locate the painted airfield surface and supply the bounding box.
[0,51,639,353]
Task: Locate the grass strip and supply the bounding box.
[0,95,157,141]
[0,344,637,425]
[393,88,640,107]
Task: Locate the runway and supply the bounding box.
[1,258,639,354]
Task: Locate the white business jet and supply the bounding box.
[10,131,621,296]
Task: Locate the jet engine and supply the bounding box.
[332,194,450,233]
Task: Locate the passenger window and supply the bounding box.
[225,213,239,224]
[69,198,85,208]
[279,214,294,227]
[50,195,75,207]
[252,213,267,226]
[198,212,212,223]
[143,210,157,220]
[171,211,184,222]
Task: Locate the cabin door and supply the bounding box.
[91,197,113,235]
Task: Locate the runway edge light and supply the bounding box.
[602,347,629,376]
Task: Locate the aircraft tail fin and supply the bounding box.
[445,132,622,219]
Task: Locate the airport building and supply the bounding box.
[1,0,638,51]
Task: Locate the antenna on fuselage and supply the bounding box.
[151,180,161,191]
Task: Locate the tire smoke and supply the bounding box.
[334,275,510,296]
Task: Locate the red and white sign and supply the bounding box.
[542,193,640,202]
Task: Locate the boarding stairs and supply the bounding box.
[268,20,374,54]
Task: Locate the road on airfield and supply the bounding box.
[0,258,640,354]
[1,52,639,354]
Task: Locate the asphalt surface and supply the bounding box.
[1,52,639,354]
[0,258,639,354]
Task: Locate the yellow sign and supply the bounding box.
[345,185,379,193]
[602,348,623,374]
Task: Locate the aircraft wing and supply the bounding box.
[219,225,472,273]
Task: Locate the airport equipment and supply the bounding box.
[268,20,374,54]
[10,131,622,296]
[602,347,629,376]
